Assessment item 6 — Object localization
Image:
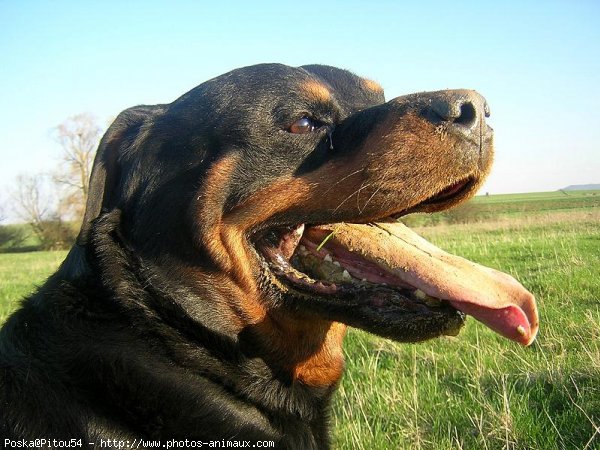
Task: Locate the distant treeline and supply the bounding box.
[402,190,600,227]
[2,190,599,252]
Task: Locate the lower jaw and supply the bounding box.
[264,271,466,342]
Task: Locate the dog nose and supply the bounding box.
[429,90,490,129]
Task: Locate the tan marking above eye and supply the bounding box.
[300,80,331,102]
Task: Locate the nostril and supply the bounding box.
[455,102,477,127]
[429,94,485,130]
[430,98,458,122]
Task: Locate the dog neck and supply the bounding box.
[243,309,347,388]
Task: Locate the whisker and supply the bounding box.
[323,169,364,195]
[360,185,382,213]
[333,182,373,213]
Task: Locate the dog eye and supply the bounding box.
[289,117,319,134]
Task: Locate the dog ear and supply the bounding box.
[76,105,160,246]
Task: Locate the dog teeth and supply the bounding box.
[324,254,333,262]
[414,289,427,300]
[333,261,341,267]
[342,270,351,280]
[516,325,526,336]
[414,289,442,307]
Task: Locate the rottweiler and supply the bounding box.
[0,64,538,448]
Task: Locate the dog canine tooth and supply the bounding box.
[324,254,333,262]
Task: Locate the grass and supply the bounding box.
[0,250,67,323]
[0,191,598,449]
[402,189,600,227]
[333,196,600,449]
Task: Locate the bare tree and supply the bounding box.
[9,113,103,250]
[52,113,103,222]
[14,174,52,228]
[13,173,74,250]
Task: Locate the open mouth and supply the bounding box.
[254,180,539,346]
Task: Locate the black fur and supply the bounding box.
[0,63,491,448]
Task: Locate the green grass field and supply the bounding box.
[0,250,67,323]
[0,191,598,449]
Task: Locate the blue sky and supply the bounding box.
[1,0,599,220]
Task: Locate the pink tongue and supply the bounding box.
[308,222,539,346]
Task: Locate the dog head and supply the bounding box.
[70,63,537,386]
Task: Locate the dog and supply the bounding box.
[0,64,538,448]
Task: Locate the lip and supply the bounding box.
[389,176,476,219]
[423,177,473,205]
